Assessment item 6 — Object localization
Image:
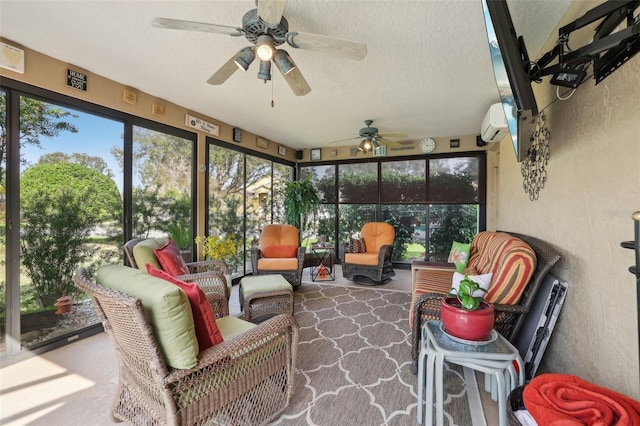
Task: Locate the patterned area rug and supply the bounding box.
[271,283,484,426]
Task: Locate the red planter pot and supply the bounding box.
[440,297,495,341]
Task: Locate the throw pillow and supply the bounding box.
[262,244,298,258]
[96,264,198,369]
[448,241,471,272]
[349,236,366,253]
[147,264,224,350]
[451,271,493,297]
[154,238,189,276]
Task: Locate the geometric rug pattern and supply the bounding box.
[271,283,477,425]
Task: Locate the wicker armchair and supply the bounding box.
[73,267,298,426]
[125,237,230,315]
[410,231,561,373]
[250,224,305,289]
[341,222,396,285]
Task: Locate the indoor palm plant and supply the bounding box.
[440,275,494,341]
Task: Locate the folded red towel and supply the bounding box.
[523,374,640,425]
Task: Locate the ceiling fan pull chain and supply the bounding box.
[271,77,275,108]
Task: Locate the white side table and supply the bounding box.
[417,320,524,426]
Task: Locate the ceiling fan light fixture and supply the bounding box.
[358,139,373,153]
[372,139,380,150]
[257,60,272,81]
[255,35,275,61]
[234,47,255,71]
[273,49,295,75]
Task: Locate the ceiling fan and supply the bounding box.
[330,120,408,153]
[151,0,367,96]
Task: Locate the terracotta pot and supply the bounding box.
[440,297,495,341]
[54,295,73,314]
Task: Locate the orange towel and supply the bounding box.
[523,374,640,426]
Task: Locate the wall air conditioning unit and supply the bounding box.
[480,103,508,143]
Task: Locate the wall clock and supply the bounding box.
[420,138,436,153]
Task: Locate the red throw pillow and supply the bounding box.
[154,239,189,276]
[146,264,223,350]
[262,244,298,258]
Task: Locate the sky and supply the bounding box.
[20,104,125,191]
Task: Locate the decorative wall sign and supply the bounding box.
[373,145,387,157]
[522,113,550,201]
[0,42,24,73]
[122,89,137,105]
[185,114,219,136]
[449,138,460,148]
[256,137,269,149]
[233,127,242,142]
[350,147,358,156]
[151,103,164,117]
[310,148,321,160]
[67,69,87,91]
[278,146,286,156]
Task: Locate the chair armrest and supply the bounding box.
[377,244,394,262]
[175,270,229,317]
[411,261,456,293]
[165,313,298,383]
[339,242,350,263]
[186,259,230,275]
[250,247,262,274]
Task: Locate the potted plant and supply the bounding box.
[283,177,320,246]
[440,275,494,341]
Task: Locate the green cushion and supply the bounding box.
[132,238,168,271]
[96,264,198,369]
[240,274,292,297]
[448,241,471,272]
[216,315,256,340]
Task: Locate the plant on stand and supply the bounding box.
[440,275,494,341]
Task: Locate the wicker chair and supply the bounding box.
[125,237,230,315]
[73,267,298,426]
[341,222,396,285]
[410,231,561,373]
[250,224,305,289]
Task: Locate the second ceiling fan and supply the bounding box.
[331,120,408,153]
[152,0,367,96]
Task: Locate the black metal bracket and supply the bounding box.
[529,0,640,87]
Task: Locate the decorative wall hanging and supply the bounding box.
[521,113,550,201]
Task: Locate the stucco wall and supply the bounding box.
[492,0,640,398]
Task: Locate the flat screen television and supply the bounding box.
[482,0,538,163]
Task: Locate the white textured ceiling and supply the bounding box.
[0,0,571,150]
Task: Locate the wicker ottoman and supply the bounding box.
[239,274,294,322]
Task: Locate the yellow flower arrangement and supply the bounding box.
[195,235,240,261]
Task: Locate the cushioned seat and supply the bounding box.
[251,224,305,289]
[341,222,396,285]
[74,265,298,425]
[239,274,294,323]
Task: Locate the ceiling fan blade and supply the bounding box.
[278,55,311,96]
[257,0,287,25]
[286,32,367,60]
[206,53,242,85]
[379,132,408,138]
[329,136,360,145]
[152,18,243,36]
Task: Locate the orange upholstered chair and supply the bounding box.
[250,224,305,289]
[341,222,396,285]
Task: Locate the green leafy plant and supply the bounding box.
[284,177,320,244]
[447,275,488,311]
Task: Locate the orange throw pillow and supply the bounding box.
[154,239,189,276]
[146,264,223,350]
[262,245,298,258]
